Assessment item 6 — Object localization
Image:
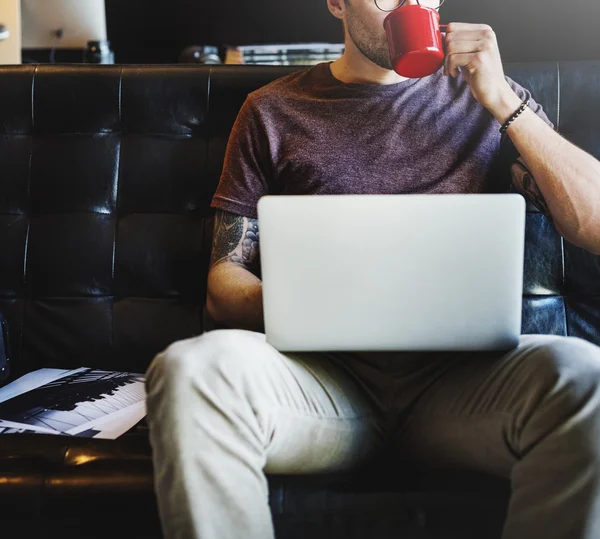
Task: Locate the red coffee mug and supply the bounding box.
[384,4,447,78]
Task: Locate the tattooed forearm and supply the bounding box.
[511,157,552,219]
[210,210,260,271]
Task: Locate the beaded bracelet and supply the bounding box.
[499,98,530,134]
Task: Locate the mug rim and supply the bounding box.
[383,4,442,26]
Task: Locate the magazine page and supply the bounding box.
[0,419,61,435]
[0,368,75,404]
[0,368,147,439]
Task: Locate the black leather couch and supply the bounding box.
[0,63,599,539]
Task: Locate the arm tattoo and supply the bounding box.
[511,157,552,220]
[210,210,260,272]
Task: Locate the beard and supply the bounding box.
[345,3,393,70]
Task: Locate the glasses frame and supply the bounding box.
[374,0,446,13]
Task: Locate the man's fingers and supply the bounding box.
[445,22,493,34]
[445,52,486,77]
[445,40,485,56]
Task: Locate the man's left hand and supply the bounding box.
[443,23,514,112]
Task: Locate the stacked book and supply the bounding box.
[225,43,345,66]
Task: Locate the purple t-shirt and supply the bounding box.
[211,62,553,219]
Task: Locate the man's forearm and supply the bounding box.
[206,264,264,332]
[490,89,600,254]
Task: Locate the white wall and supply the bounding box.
[22,0,107,49]
[0,0,22,64]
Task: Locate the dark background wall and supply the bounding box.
[105,0,600,64]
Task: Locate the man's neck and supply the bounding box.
[329,46,410,86]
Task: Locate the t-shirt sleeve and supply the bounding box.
[210,96,271,219]
[500,76,555,163]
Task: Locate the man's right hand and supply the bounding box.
[206,210,264,332]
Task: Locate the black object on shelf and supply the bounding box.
[179,45,222,64]
[85,40,115,64]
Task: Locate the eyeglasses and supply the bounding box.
[374,0,446,13]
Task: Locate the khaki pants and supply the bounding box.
[145,330,600,539]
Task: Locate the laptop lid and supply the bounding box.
[257,194,526,352]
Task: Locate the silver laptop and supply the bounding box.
[257,194,526,352]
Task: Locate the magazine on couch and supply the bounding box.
[0,367,146,439]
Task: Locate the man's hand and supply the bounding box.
[443,22,514,113]
[442,24,600,255]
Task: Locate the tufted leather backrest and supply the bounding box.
[0,63,598,379]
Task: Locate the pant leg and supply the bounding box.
[392,335,600,539]
[145,329,386,539]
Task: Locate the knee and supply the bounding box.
[524,337,600,419]
[532,337,600,390]
[513,337,600,459]
[145,329,270,399]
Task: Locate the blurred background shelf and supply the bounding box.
[2,0,600,65]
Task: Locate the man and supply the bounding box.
[145,0,600,538]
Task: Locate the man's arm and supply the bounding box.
[510,156,552,219]
[442,23,600,255]
[493,95,600,255]
[206,210,264,332]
